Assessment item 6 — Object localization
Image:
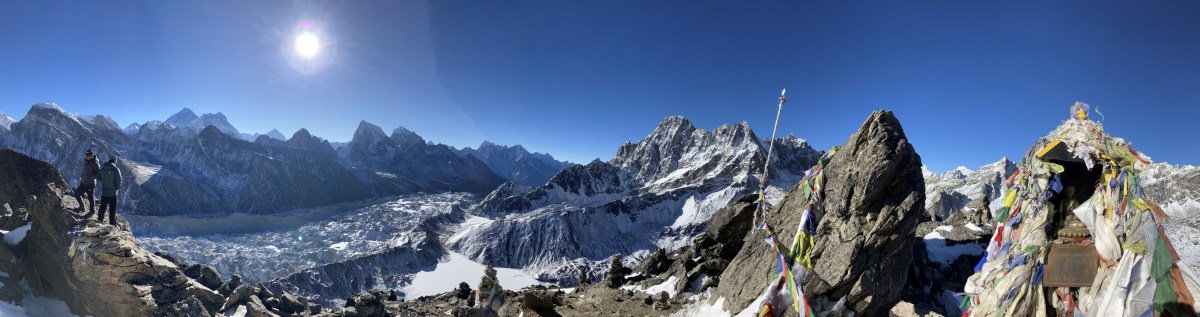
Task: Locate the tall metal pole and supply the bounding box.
[756,89,786,217]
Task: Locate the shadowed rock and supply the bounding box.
[718,110,926,316]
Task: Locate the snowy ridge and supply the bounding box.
[457,116,822,283]
[923,158,1016,221]
[0,112,16,130]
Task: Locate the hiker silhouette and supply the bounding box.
[75,149,100,216]
[96,155,121,226]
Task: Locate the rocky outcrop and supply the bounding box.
[0,149,223,316]
[615,195,760,299]
[718,110,926,316]
[0,149,327,316]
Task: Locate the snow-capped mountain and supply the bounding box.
[451,116,822,281]
[0,103,133,178]
[0,104,376,216]
[240,128,289,142]
[164,107,199,127]
[922,158,1017,221]
[265,128,287,141]
[153,107,244,139]
[0,103,565,216]
[338,121,506,195]
[123,122,141,135]
[453,141,574,187]
[281,128,338,161]
[0,112,14,130]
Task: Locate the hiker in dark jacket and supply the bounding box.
[97,156,122,226]
[75,149,100,215]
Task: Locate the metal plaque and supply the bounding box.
[1043,244,1099,287]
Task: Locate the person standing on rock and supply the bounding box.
[476,265,504,316]
[75,149,100,215]
[96,155,121,226]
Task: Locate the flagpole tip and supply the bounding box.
[781,88,786,96]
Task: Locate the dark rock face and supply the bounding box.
[926,191,968,222]
[718,110,926,316]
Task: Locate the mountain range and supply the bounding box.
[0,104,572,216]
[2,103,1198,315]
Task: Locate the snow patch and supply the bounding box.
[3,222,31,246]
[965,223,983,232]
[621,275,680,298]
[671,186,740,228]
[329,242,349,251]
[924,231,984,265]
[671,295,733,317]
[0,295,81,317]
[448,215,495,243]
[404,251,543,298]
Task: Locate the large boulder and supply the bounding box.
[717,110,926,316]
[0,149,224,316]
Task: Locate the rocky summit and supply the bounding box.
[718,110,927,316]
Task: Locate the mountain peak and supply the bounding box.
[391,126,418,137]
[357,120,381,131]
[352,121,388,144]
[123,123,141,134]
[0,112,14,129]
[189,113,239,137]
[292,128,313,140]
[390,126,425,147]
[644,116,697,144]
[479,140,500,149]
[656,116,694,130]
[25,103,88,128]
[265,128,287,141]
[164,108,199,127]
[31,102,65,112]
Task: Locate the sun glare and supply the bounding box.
[294,32,320,59]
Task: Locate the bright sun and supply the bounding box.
[294,32,320,59]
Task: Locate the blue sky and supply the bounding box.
[1,1,1197,171]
